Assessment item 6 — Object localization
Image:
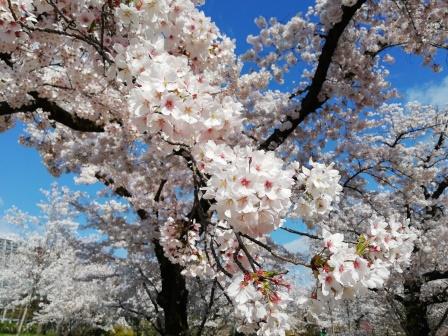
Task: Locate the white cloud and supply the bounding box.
[0,197,3,208]
[283,236,310,255]
[0,217,19,239]
[406,76,448,107]
[283,238,314,287]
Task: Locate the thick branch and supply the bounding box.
[259,0,366,151]
[423,270,448,282]
[431,177,448,199]
[0,92,104,132]
[0,52,13,68]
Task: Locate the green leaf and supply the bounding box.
[356,234,368,256]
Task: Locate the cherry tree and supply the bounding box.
[73,190,239,334]
[1,185,239,334]
[0,0,447,335]
[0,186,86,334]
[0,186,157,334]
[311,102,448,335]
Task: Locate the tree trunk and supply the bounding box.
[154,240,189,336]
[2,308,7,321]
[402,279,430,336]
[16,304,28,336]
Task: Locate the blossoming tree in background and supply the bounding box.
[0,187,122,334]
[0,0,447,335]
[1,186,239,334]
[315,103,448,335]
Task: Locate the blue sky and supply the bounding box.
[1,0,447,246]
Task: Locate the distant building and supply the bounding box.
[0,237,18,269]
[0,238,18,318]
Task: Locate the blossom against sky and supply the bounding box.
[0,0,447,240]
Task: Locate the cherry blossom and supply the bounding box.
[0,0,447,334]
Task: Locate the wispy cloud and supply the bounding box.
[406,76,448,107]
[0,217,18,239]
[283,237,314,287]
[0,197,3,208]
[283,236,310,255]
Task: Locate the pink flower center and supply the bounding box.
[269,292,281,304]
[240,178,251,187]
[264,180,273,190]
[164,99,174,110]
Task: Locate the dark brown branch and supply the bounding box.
[209,240,232,278]
[382,124,441,148]
[233,246,249,274]
[423,270,448,282]
[431,177,448,199]
[154,179,168,202]
[343,164,378,187]
[240,233,310,268]
[141,281,162,320]
[117,302,163,334]
[94,173,131,197]
[0,52,13,68]
[280,226,321,240]
[197,279,217,336]
[1,92,104,132]
[434,306,448,336]
[259,0,366,151]
[235,232,260,271]
[423,129,445,165]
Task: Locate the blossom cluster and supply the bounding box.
[109,0,243,145]
[113,0,233,71]
[315,0,358,28]
[160,219,265,279]
[211,223,264,276]
[0,0,33,49]
[292,160,343,220]
[159,217,214,278]
[226,271,292,336]
[198,141,295,237]
[128,53,243,144]
[302,215,417,312]
[365,215,417,273]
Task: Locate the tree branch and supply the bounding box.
[280,226,321,240]
[197,279,217,336]
[1,92,104,132]
[240,233,311,268]
[431,177,448,199]
[423,270,448,282]
[259,0,367,151]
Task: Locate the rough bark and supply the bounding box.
[97,174,190,335]
[154,240,189,336]
[0,92,105,133]
[401,278,431,336]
